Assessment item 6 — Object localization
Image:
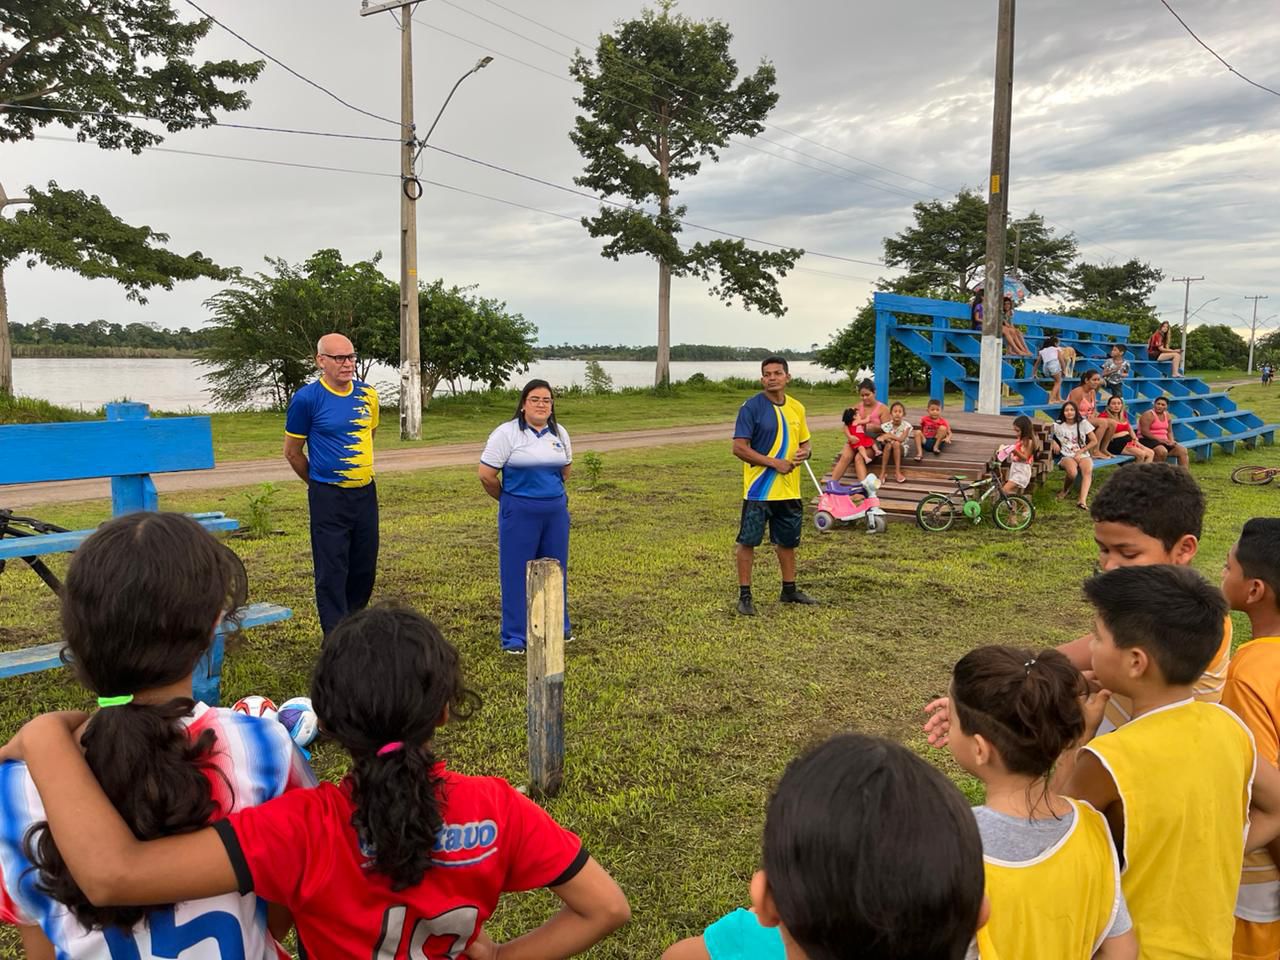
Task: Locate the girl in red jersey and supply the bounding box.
[2,604,630,960]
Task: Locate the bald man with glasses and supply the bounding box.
[284,333,381,635]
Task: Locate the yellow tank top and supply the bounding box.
[1085,699,1255,959]
[981,800,1120,959]
[1103,615,1233,730]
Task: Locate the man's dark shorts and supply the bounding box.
[737,499,803,549]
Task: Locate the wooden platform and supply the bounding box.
[819,411,1048,521]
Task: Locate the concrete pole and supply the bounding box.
[1246,295,1269,374]
[1172,275,1203,362]
[979,0,1015,416]
[398,11,423,440]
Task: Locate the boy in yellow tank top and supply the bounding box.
[1220,519,1280,960]
[1062,565,1259,960]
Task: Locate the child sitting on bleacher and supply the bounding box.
[662,733,990,960]
[1101,345,1130,399]
[949,645,1135,960]
[878,401,912,483]
[1219,519,1280,960]
[914,399,953,461]
[1060,565,1280,959]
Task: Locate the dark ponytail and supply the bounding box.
[952,645,1085,778]
[311,604,480,890]
[26,512,248,929]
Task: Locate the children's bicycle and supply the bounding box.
[1231,465,1280,486]
[915,467,1035,532]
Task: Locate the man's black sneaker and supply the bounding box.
[779,589,819,605]
[736,596,757,616]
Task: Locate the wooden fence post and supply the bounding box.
[526,557,565,797]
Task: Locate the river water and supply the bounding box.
[11,358,842,413]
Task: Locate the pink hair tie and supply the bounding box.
[377,742,405,757]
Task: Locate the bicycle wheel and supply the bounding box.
[916,494,957,531]
[1232,465,1276,486]
[994,494,1035,531]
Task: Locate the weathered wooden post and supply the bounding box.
[526,557,565,797]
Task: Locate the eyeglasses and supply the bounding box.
[525,397,553,406]
[321,353,358,365]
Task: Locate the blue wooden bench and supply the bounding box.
[0,402,291,705]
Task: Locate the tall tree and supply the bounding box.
[882,191,1077,298]
[1065,259,1164,310]
[570,2,801,387]
[0,0,263,395]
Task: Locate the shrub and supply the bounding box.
[580,452,604,489]
[584,359,614,394]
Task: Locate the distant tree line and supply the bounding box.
[535,343,817,362]
[10,318,213,351]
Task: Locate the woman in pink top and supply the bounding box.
[830,380,890,482]
[1066,370,1117,454]
[1137,395,1189,467]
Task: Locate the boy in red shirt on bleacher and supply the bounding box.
[913,399,953,461]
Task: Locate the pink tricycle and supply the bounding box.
[803,460,888,534]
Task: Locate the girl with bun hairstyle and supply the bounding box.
[947,646,1137,960]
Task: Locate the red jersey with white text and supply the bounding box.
[213,765,586,960]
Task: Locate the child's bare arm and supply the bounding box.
[662,936,713,960]
[490,857,630,960]
[1248,760,1280,851]
[1062,750,1122,846]
[1094,929,1138,960]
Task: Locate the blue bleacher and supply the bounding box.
[873,293,1277,461]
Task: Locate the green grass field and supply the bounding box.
[1,386,1278,956]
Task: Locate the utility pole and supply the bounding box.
[1245,295,1269,374]
[0,182,33,398]
[1171,275,1203,364]
[362,0,422,440]
[979,0,1015,416]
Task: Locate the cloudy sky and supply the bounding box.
[6,0,1279,350]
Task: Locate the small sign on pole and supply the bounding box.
[526,557,565,797]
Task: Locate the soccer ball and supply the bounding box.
[232,695,278,721]
[277,696,319,749]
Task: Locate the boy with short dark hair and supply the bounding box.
[1219,518,1280,960]
[913,399,953,461]
[1065,565,1257,959]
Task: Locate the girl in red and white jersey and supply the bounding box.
[5,604,630,960]
[0,513,315,960]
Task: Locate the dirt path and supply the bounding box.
[5,416,847,508]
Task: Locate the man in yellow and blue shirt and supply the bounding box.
[284,333,380,635]
[732,356,817,616]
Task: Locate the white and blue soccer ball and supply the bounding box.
[277,696,319,749]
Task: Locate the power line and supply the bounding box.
[181,0,403,126]
[432,0,1151,262]
[464,0,956,195]
[415,11,928,205]
[32,132,884,268]
[0,102,402,142]
[1157,0,1280,98]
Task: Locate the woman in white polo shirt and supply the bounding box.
[478,379,573,653]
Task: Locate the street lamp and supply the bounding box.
[421,57,493,146]
[1181,296,1218,367]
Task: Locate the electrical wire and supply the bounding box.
[30,132,883,268]
[445,0,1159,265]
[0,102,402,142]
[182,0,404,126]
[1158,0,1280,98]
[419,142,887,266]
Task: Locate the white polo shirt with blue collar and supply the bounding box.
[480,418,573,498]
